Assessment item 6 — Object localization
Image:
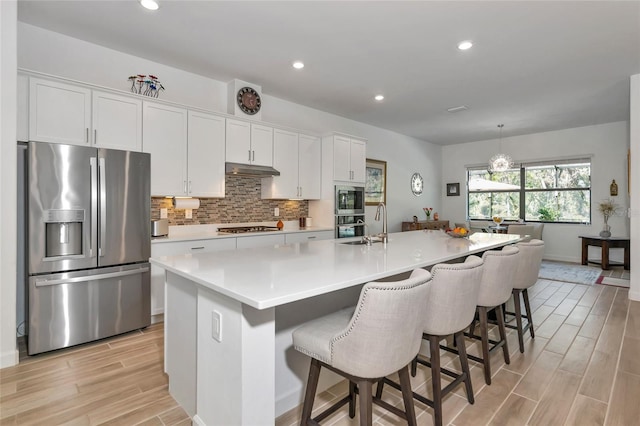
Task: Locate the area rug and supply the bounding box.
[596,268,631,288]
[538,260,602,285]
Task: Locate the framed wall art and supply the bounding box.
[365,159,387,205]
[446,182,460,196]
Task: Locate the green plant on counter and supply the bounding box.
[537,206,561,221]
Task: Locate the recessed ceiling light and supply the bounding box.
[457,40,473,50]
[140,0,159,11]
[374,95,384,101]
[447,105,469,113]
[292,61,304,69]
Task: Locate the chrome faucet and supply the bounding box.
[357,219,372,245]
[375,202,388,244]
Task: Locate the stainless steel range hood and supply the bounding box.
[225,162,280,177]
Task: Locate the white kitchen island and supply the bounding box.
[149,230,521,425]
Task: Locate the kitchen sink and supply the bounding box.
[340,239,382,245]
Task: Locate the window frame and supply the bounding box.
[466,158,591,224]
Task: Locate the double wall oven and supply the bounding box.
[335,185,365,238]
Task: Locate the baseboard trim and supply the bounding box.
[629,290,640,301]
[192,414,205,426]
[0,348,19,369]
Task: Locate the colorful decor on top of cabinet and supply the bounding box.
[423,207,432,220]
[128,74,165,98]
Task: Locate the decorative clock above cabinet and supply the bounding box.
[411,172,423,196]
[227,79,263,120]
[236,87,261,115]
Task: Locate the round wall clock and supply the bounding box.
[411,172,423,196]
[236,86,262,115]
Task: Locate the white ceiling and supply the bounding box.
[17,1,640,145]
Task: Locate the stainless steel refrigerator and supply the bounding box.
[26,141,151,355]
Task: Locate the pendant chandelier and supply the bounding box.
[488,124,513,172]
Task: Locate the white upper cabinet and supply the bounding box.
[331,134,366,184]
[225,118,273,167]
[29,77,91,145]
[28,77,142,150]
[92,91,142,151]
[262,131,321,200]
[250,123,274,167]
[297,133,321,199]
[262,129,299,199]
[143,102,188,196]
[187,111,226,198]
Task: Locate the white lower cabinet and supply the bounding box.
[236,234,285,249]
[285,231,333,244]
[150,238,236,315]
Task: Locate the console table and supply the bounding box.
[579,235,630,270]
[401,220,449,231]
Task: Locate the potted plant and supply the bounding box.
[598,199,619,237]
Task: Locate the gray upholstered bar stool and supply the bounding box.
[292,269,431,425]
[466,245,520,385]
[378,256,485,426]
[504,239,545,352]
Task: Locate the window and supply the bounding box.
[467,158,591,223]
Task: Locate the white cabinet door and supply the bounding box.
[92,91,142,151]
[298,133,321,199]
[17,74,29,142]
[143,102,188,196]
[188,111,226,197]
[225,118,251,164]
[29,77,91,145]
[284,231,333,244]
[250,123,273,167]
[350,138,367,184]
[333,135,352,182]
[150,237,236,315]
[262,129,298,199]
[236,234,285,249]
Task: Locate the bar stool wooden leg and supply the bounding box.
[300,358,321,425]
[358,380,373,426]
[348,381,357,418]
[523,289,535,338]
[495,304,510,365]
[455,331,474,404]
[429,335,444,426]
[513,290,525,353]
[478,306,492,385]
[398,366,418,426]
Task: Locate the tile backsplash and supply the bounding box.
[151,175,309,226]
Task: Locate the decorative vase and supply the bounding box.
[433,212,439,221]
[599,223,611,238]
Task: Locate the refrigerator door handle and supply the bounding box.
[99,157,106,257]
[34,267,150,287]
[90,157,98,258]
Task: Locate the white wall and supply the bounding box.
[441,122,630,263]
[0,1,18,368]
[629,73,639,300]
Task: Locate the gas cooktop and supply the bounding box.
[217,226,280,234]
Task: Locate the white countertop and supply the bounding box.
[150,230,521,310]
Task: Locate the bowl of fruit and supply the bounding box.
[446,227,469,238]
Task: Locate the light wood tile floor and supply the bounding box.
[276,278,640,426]
[1,278,637,426]
[0,323,190,426]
